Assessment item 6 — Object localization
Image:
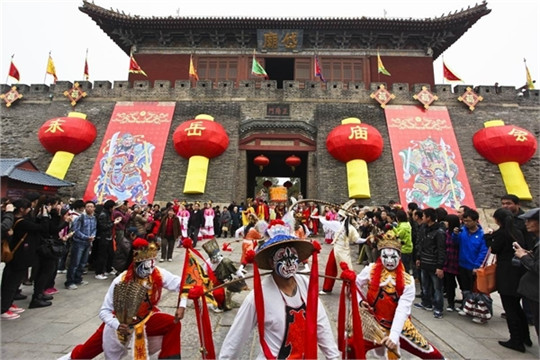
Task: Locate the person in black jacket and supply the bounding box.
[29,196,57,309]
[414,207,446,319]
[514,208,540,341]
[1,198,49,319]
[94,200,122,280]
[188,202,204,247]
[486,208,530,353]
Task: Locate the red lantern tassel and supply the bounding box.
[253,263,276,360]
[304,241,321,359]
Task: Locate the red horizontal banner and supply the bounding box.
[84,102,175,205]
[385,105,476,212]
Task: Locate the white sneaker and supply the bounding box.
[168,259,173,262]
[1,310,20,320]
[209,305,223,313]
[95,274,108,280]
[458,309,467,316]
[76,281,89,286]
[159,258,164,262]
[66,284,78,290]
[9,304,25,314]
[472,317,487,324]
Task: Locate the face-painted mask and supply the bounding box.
[135,259,155,278]
[210,254,223,264]
[272,246,299,278]
[380,248,400,271]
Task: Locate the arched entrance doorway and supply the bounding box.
[248,151,307,200]
[238,130,316,202]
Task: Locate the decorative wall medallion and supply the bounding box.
[63,82,87,106]
[413,86,438,109]
[0,86,23,107]
[370,84,395,108]
[458,87,483,111]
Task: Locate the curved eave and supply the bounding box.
[80,0,490,59]
[6,168,74,187]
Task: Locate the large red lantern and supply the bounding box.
[285,155,301,172]
[253,154,270,172]
[38,112,97,179]
[473,120,537,200]
[326,117,383,198]
[173,114,229,194]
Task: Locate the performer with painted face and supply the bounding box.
[58,238,186,360]
[202,239,248,311]
[219,220,340,360]
[355,231,444,359]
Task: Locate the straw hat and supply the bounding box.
[254,220,313,270]
[336,199,355,218]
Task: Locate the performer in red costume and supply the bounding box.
[356,231,444,359]
[58,238,186,360]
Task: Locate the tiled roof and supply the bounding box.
[1,158,74,188]
[80,1,491,59]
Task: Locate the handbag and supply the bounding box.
[38,238,67,259]
[1,219,27,263]
[474,249,497,294]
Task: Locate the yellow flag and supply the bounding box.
[525,59,535,89]
[47,54,58,82]
[377,51,391,76]
[189,54,199,80]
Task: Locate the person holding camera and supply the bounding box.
[514,208,540,340]
[485,208,530,352]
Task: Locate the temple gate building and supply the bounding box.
[1,1,538,210]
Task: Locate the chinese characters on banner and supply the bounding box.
[384,105,476,212]
[83,102,176,205]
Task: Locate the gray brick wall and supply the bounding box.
[1,81,538,208]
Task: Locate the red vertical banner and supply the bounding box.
[83,102,176,205]
[385,105,476,212]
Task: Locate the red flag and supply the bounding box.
[83,50,89,80]
[8,59,20,82]
[314,55,326,82]
[129,53,147,77]
[443,61,462,82]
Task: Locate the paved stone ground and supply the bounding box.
[1,236,538,359]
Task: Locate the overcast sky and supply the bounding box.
[1,0,538,88]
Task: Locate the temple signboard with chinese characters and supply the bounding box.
[257,30,303,52]
[266,104,290,117]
